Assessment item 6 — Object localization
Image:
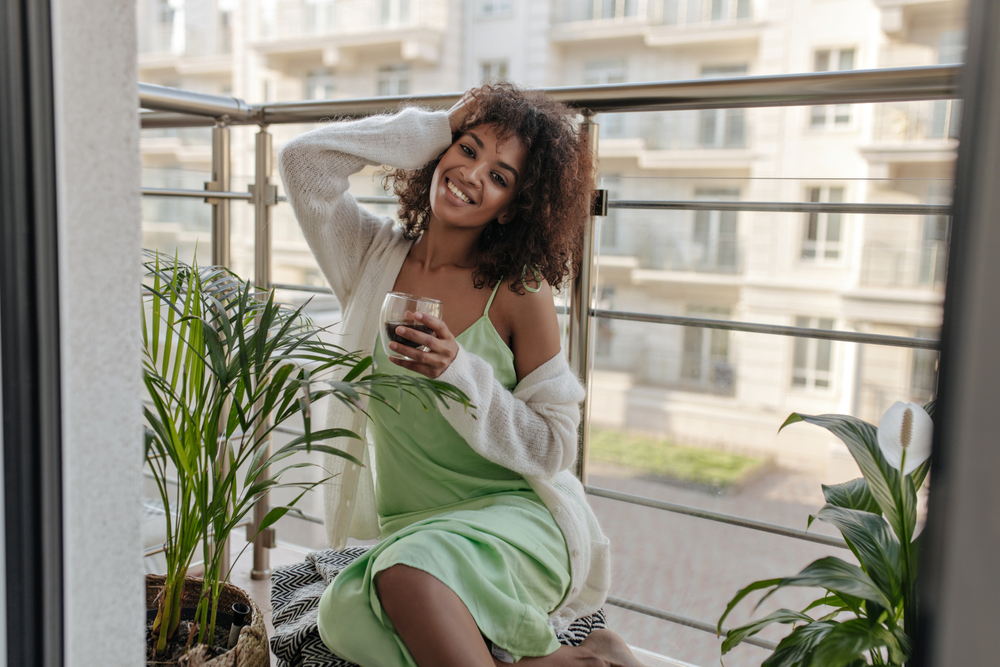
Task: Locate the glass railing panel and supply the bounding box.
[871,99,963,143]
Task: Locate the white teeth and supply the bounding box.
[447,180,471,203]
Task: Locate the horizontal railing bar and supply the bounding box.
[140,66,959,128]
[585,486,849,549]
[605,596,778,651]
[272,193,949,216]
[273,283,335,295]
[610,200,952,216]
[140,82,254,121]
[593,311,940,350]
[141,186,253,200]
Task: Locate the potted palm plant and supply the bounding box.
[142,251,468,664]
[717,400,934,667]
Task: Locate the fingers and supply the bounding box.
[387,312,457,379]
[447,92,477,134]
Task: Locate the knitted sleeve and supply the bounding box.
[437,348,585,479]
[276,107,453,304]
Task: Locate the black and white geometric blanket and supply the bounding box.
[270,546,607,667]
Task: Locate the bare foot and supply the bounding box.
[578,630,649,667]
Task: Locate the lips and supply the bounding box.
[445,178,474,205]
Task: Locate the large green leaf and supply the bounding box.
[718,578,784,633]
[721,608,814,654]
[809,618,904,667]
[761,620,838,667]
[760,557,894,612]
[780,413,913,546]
[821,478,881,515]
[813,505,902,606]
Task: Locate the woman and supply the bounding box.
[278,84,644,667]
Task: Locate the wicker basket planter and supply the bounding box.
[146,574,269,667]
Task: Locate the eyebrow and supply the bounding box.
[466,131,520,184]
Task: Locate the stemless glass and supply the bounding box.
[380,292,443,360]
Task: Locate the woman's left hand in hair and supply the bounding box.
[387,311,459,379]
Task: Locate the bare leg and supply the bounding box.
[375,564,648,667]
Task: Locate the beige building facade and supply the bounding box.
[137,0,963,476]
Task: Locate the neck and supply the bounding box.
[410,217,482,271]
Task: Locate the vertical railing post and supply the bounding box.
[249,125,276,580]
[206,121,232,581]
[570,112,600,483]
[208,122,231,267]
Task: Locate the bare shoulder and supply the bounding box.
[493,276,561,382]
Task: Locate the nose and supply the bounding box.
[465,159,489,187]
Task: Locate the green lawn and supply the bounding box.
[588,428,767,490]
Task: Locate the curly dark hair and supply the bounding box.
[384,83,594,293]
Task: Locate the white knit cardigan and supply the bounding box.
[277,107,610,630]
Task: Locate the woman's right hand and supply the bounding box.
[447,91,477,134]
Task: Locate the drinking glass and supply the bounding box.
[380,292,442,360]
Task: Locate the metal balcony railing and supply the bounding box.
[138,64,958,659]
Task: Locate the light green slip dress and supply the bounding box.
[316,280,572,667]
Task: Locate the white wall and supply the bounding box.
[50,0,145,663]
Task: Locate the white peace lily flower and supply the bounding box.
[877,401,933,475]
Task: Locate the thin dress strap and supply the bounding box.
[484,279,503,316]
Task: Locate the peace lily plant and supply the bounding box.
[718,400,934,667]
[142,251,469,657]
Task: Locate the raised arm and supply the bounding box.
[276,107,452,303]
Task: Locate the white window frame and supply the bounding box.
[800,185,846,263]
[305,68,336,101]
[377,64,410,96]
[791,316,836,390]
[809,47,856,129]
[379,0,412,26]
[478,0,512,19]
[478,59,509,82]
[681,306,734,393]
[699,65,748,148]
[585,59,629,137]
[692,188,739,272]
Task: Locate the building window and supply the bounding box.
[380,0,411,25]
[692,188,738,272]
[920,183,950,287]
[479,0,512,18]
[792,316,835,389]
[377,64,410,96]
[595,287,615,358]
[801,186,845,261]
[599,176,620,249]
[573,0,639,20]
[585,59,628,137]
[910,329,940,401]
[681,307,734,393]
[305,68,336,100]
[810,48,855,128]
[479,60,509,82]
[698,65,748,148]
[710,0,751,22]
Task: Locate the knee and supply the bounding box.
[374,563,419,619]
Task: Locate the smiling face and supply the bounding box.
[428,123,528,233]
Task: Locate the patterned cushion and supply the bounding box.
[270,546,606,667]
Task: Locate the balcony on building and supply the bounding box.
[138,11,234,76]
[596,107,753,170]
[861,99,960,164]
[252,0,447,70]
[551,0,762,48]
